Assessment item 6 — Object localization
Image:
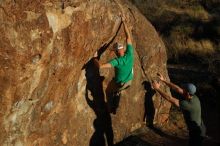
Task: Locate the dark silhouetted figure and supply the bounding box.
[142,81,156,128]
[83,59,114,146]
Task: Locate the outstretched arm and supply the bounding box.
[157,73,184,95]
[152,81,180,107]
[92,46,113,69]
[93,52,112,69]
[122,19,132,45]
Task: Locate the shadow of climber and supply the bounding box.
[142,81,156,128]
[83,58,114,146]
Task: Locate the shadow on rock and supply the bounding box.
[83,58,114,146]
[142,81,156,128]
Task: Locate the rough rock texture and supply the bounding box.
[0,0,171,145]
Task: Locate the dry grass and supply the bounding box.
[163,23,215,59]
[130,0,220,60]
[163,4,210,20]
[166,38,215,56]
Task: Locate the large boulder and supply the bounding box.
[0,0,171,145]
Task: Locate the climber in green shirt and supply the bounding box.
[152,73,206,146]
[93,19,134,95]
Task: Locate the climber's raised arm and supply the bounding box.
[122,20,132,45]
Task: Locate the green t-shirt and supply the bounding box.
[179,95,202,130]
[109,44,134,83]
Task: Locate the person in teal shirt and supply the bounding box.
[94,20,134,95]
[152,73,206,146]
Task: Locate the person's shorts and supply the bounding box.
[117,80,132,91]
[110,80,132,93]
[106,79,132,97]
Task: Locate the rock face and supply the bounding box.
[0,0,171,145]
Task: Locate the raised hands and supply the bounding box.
[93,51,98,58]
[157,73,165,82]
[152,80,160,90]
[151,73,165,90]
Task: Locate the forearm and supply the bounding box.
[100,63,112,69]
[155,88,172,102]
[93,58,112,69]
[155,88,179,107]
[162,80,183,94]
[123,22,132,44]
